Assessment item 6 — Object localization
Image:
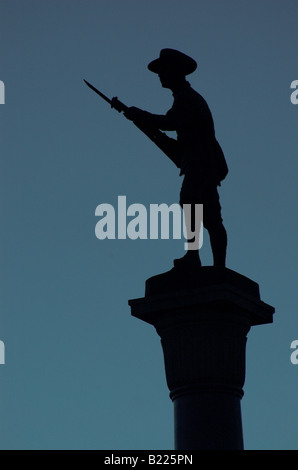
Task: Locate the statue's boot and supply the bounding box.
[209,225,227,267]
[173,250,201,269]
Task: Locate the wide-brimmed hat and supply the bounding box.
[148,48,197,75]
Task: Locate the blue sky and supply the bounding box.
[0,0,297,449]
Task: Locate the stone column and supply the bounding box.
[129,267,274,450]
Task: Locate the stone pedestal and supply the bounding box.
[128,267,274,450]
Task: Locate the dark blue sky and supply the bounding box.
[0,0,297,449]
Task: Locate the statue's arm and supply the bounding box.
[125,106,178,131]
[124,106,181,167]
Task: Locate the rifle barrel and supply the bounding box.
[83,78,179,166]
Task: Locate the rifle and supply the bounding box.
[83,79,180,168]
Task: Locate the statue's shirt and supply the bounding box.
[145,82,220,181]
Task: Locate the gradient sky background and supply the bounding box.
[0,0,297,450]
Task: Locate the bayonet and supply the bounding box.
[84,79,128,113]
[83,79,180,167]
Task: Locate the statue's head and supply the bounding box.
[148,48,196,78]
[148,49,197,90]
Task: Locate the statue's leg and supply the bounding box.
[173,174,203,268]
[174,202,202,268]
[203,188,227,267]
[209,222,227,267]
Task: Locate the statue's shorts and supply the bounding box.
[179,172,224,231]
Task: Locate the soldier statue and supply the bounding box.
[124,48,228,268]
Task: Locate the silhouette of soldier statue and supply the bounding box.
[125,48,228,268]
